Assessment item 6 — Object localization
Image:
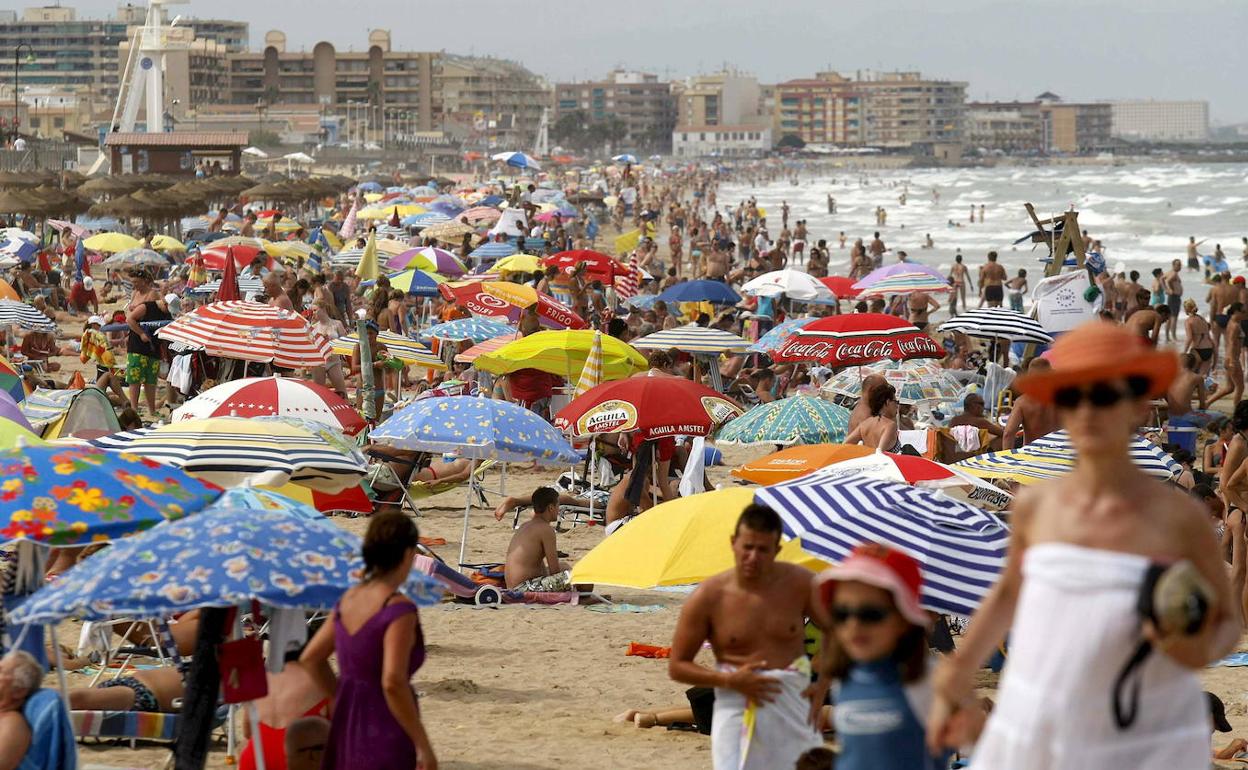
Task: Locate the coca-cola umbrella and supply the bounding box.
[555,374,744,440]
[543,250,630,280]
[770,313,943,367]
[439,280,586,330]
[818,276,862,300]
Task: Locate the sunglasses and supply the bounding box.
[831,603,895,625]
[1052,376,1149,410]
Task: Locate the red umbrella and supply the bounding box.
[555,374,743,439]
[818,276,861,300]
[199,237,273,271]
[157,301,331,369]
[172,376,366,436]
[771,313,943,366]
[217,246,240,301]
[544,250,629,280]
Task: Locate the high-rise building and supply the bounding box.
[774,77,865,146]
[435,55,550,148]
[675,71,764,128]
[553,71,675,152]
[0,6,246,109]
[1110,100,1209,142]
[852,71,966,148]
[1035,92,1113,153]
[966,101,1044,153]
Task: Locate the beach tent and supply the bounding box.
[19,387,120,440]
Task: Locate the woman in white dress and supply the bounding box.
[927,321,1241,770]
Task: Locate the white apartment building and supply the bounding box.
[672,124,772,158]
[1110,100,1209,142]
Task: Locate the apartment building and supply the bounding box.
[554,71,675,151]
[1110,100,1209,142]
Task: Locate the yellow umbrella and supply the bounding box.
[150,234,186,252]
[569,487,825,587]
[83,232,141,253]
[263,241,319,261]
[473,329,646,380]
[573,331,603,398]
[493,254,543,274]
[373,239,411,257]
[355,231,379,281]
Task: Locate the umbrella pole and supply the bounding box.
[588,439,596,522]
[49,623,70,709]
[457,476,474,568]
[173,605,229,770]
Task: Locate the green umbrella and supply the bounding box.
[716,396,850,447]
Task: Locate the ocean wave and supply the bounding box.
[1171,207,1224,217]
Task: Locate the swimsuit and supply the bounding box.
[98,676,160,712]
[983,284,1004,303]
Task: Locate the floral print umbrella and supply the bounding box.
[0,445,221,546]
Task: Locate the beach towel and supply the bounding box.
[898,429,929,455]
[950,425,982,454]
[1210,652,1248,668]
[712,658,820,770]
[679,437,707,498]
[20,689,76,770]
[625,642,671,659]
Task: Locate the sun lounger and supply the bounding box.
[407,458,499,513]
[412,555,583,606]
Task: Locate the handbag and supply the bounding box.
[218,637,268,704]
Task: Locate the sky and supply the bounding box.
[49,0,1248,123]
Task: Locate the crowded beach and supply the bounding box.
[0,154,1243,770]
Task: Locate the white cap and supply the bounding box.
[82,276,94,290]
[164,293,178,304]
[87,315,104,326]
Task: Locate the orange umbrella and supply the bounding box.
[0,280,18,301]
[732,444,874,485]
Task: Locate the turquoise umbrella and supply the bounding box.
[716,396,850,447]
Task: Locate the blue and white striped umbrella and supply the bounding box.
[374,224,408,241]
[470,241,517,261]
[0,238,38,263]
[331,247,364,267]
[631,325,750,355]
[405,212,451,229]
[749,317,816,354]
[756,475,1009,617]
[188,276,264,296]
[955,429,1179,483]
[0,299,56,331]
[417,317,514,344]
[939,308,1052,344]
[491,151,541,170]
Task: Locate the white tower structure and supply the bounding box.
[110,0,189,133]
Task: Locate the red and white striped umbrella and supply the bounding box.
[615,254,640,302]
[157,301,331,369]
[171,376,366,435]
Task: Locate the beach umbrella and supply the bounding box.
[404,212,451,229]
[573,331,604,398]
[655,280,741,305]
[555,375,743,439]
[469,241,517,261]
[386,246,467,276]
[612,154,639,164]
[157,301,331,369]
[854,261,946,289]
[0,239,38,265]
[492,151,541,170]
[716,396,850,446]
[417,317,514,344]
[822,359,965,404]
[0,391,33,432]
[0,228,37,244]
[0,444,221,547]
[755,475,1010,617]
[101,248,168,269]
[453,334,520,365]
[0,416,42,448]
[379,268,446,298]
[171,376,367,436]
[226,484,372,517]
[88,416,367,493]
[460,207,502,224]
[473,329,647,381]
[630,325,751,355]
[216,246,242,301]
[492,254,543,275]
[749,317,816,354]
[10,506,443,625]
[938,308,1053,344]
[373,396,581,464]
[420,220,476,241]
[855,271,952,297]
[439,280,587,330]
[770,313,942,366]
[818,276,863,300]
[732,444,879,485]
[955,430,1179,484]
[742,269,835,301]
[329,331,447,370]
[82,232,141,254]
[543,250,629,280]
[0,300,56,331]
[355,231,380,281]
[149,234,186,253]
[568,487,823,588]
[189,276,262,299]
[0,279,18,302]
[198,237,272,271]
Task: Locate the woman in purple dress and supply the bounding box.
[302,513,437,770]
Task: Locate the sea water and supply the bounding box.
[719,163,1248,290]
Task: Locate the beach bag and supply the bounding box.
[218,637,268,704]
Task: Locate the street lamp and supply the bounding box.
[13,43,34,142]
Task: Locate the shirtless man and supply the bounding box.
[979,252,1007,308]
[908,290,941,331]
[669,504,825,770]
[1208,273,1237,362]
[1163,259,1184,342]
[263,273,294,312]
[868,231,886,268]
[1002,358,1058,447]
[704,245,729,280]
[948,254,972,316]
[504,486,572,591]
[1167,353,1208,419]
[1125,290,1165,345]
[948,393,1004,452]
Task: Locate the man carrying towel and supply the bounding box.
[668,504,825,769]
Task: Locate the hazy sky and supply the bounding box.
[55,0,1248,123]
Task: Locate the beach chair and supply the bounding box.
[407,458,499,514]
[412,553,505,606]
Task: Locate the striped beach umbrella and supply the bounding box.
[716,396,850,446]
[755,475,1010,617]
[330,331,447,370]
[822,359,965,404]
[187,276,264,297]
[171,376,367,436]
[453,333,520,364]
[955,430,1179,484]
[381,268,445,297]
[939,308,1053,344]
[630,325,751,355]
[855,271,951,297]
[749,317,816,354]
[405,212,451,229]
[156,301,330,368]
[615,254,640,303]
[88,416,367,493]
[460,207,502,224]
[573,331,604,398]
[417,317,514,344]
[470,241,518,261]
[386,246,467,276]
[0,300,55,331]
